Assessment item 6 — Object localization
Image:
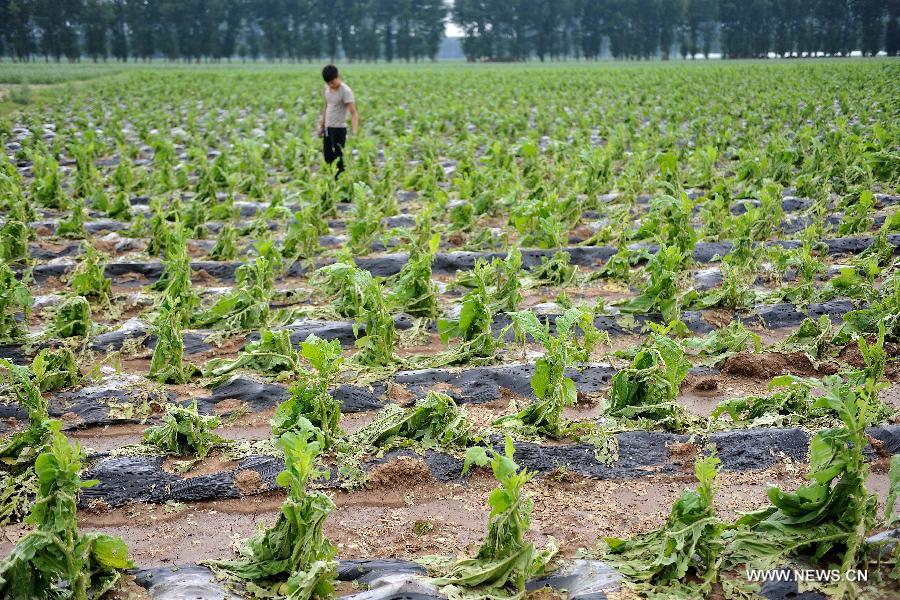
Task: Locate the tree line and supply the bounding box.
[0,0,897,62]
[454,0,899,60]
[0,0,446,62]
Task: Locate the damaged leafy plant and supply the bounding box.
[496,307,602,437]
[436,272,505,366]
[531,250,578,287]
[194,255,274,332]
[149,305,199,384]
[310,261,378,320]
[387,232,440,318]
[603,453,724,599]
[682,320,760,366]
[69,242,112,304]
[144,400,224,459]
[0,261,32,343]
[605,333,693,431]
[617,244,684,322]
[0,360,57,525]
[425,437,556,599]
[150,228,201,323]
[31,347,80,392]
[0,432,133,599]
[710,376,825,429]
[205,328,300,384]
[209,222,239,261]
[206,423,338,600]
[52,295,91,338]
[349,391,471,451]
[353,277,396,369]
[272,334,344,446]
[722,328,889,598]
[455,248,523,313]
[0,220,29,263]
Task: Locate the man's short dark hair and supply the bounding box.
[322,65,339,82]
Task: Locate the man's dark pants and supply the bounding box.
[323,127,347,176]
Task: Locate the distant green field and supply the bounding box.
[0,62,131,84]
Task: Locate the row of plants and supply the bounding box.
[1,324,898,598]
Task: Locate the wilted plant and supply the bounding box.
[723,334,887,598]
[498,307,601,436]
[283,210,322,265]
[151,230,200,323]
[636,194,697,257]
[353,278,396,368]
[427,437,556,598]
[531,250,578,287]
[144,400,223,459]
[387,232,440,318]
[194,256,273,332]
[605,333,692,430]
[0,261,31,343]
[0,431,133,599]
[206,424,338,600]
[436,282,501,366]
[348,182,382,255]
[56,197,87,239]
[149,305,199,384]
[107,190,133,221]
[0,220,29,262]
[617,244,684,322]
[0,359,57,525]
[31,152,65,209]
[350,391,471,451]
[604,453,724,597]
[209,222,239,261]
[206,328,300,383]
[31,347,80,392]
[53,295,91,338]
[682,320,760,366]
[310,261,379,319]
[272,334,344,445]
[70,243,111,303]
[69,138,99,198]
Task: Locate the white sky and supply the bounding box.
[446,21,463,37]
[444,1,462,37]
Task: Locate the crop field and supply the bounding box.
[0,59,899,599]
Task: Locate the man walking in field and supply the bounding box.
[318,64,358,177]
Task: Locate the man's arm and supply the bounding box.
[318,99,327,135]
[348,102,359,136]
